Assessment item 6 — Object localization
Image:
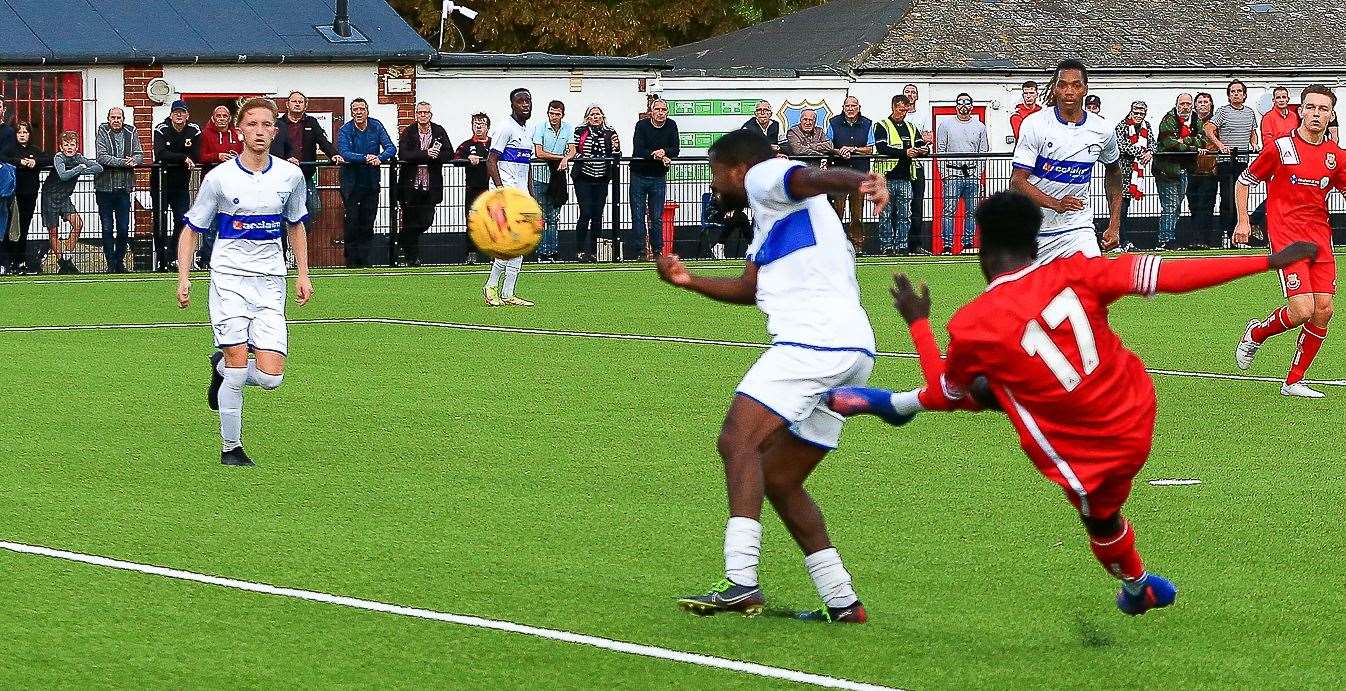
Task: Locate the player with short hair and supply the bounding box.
[1233,85,1346,398]
[483,88,535,307]
[178,97,314,467]
[657,129,888,623]
[827,190,1315,615]
[1011,59,1126,260]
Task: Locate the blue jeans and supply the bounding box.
[628,174,667,259]
[531,179,561,257]
[96,191,131,271]
[877,178,912,253]
[1155,172,1187,247]
[941,176,981,249]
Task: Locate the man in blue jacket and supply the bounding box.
[338,98,396,267]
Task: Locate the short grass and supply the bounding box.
[1,256,1343,689]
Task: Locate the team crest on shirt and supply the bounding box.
[1286,273,1301,291]
[1327,153,1338,170]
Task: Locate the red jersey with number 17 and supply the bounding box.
[940,253,1162,464]
[1240,131,1346,249]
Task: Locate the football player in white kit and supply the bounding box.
[482,88,535,307]
[177,98,314,467]
[658,129,888,623]
[1010,59,1126,260]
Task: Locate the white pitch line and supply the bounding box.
[1,316,1341,388]
[1148,479,1203,486]
[0,541,898,691]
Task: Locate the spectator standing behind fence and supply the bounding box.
[785,109,834,161]
[5,122,46,274]
[829,96,875,252]
[1205,80,1259,248]
[1186,92,1220,249]
[874,94,922,255]
[0,98,15,163]
[1009,81,1041,144]
[454,112,491,264]
[397,101,450,267]
[572,104,620,264]
[483,88,536,306]
[93,107,142,273]
[197,105,243,270]
[337,98,395,268]
[1155,93,1205,251]
[532,100,575,262]
[936,94,989,255]
[1113,101,1154,251]
[902,84,933,255]
[629,98,679,261]
[1085,95,1102,115]
[42,132,103,274]
[273,91,344,217]
[742,100,785,153]
[152,100,200,272]
[1261,86,1298,151]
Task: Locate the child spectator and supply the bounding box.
[41,131,103,274]
[454,112,491,264]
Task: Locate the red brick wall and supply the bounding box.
[123,66,162,237]
[376,63,417,133]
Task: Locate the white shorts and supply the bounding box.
[208,274,288,355]
[1037,229,1101,262]
[736,345,874,450]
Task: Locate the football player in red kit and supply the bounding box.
[1234,85,1346,397]
[826,190,1316,615]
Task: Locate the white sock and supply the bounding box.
[501,256,523,298]
[219,366,247,451]
[804,547,858,608]
[486,258,505,289]
[891,389,926,416]
[724,516,763,587]
[244,361,283,390]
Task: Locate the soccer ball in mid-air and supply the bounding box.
[467,187,544,259]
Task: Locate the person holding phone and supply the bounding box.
[874,93,925,255]
[397,101,451,267]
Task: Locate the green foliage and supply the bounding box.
[388,0,828,55]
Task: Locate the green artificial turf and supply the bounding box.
[1,257,1342,689]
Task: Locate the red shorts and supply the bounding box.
[1272,234,1337,298]
[1011,407,1156,520]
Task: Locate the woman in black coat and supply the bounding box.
[6,122,49,273]
[397,108,452,266]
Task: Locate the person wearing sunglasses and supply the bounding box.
[935,93,989,254]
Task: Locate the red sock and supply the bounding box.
[1250,306,1293,344]
[1088,520,1145,581]
[1286,323,1328,385]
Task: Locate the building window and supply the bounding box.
[1,72,84,152]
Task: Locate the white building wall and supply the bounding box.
[156,63,392,128]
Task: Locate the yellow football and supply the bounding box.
[467,187,544,260]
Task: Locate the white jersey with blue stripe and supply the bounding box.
[185,156,308,277]
[490,117,532,190]
[1012,107,1120,236]
[744,158,875,355]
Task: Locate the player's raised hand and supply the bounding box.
[891,273,931,325]
[177,279,191,309]
[1055,194,1086,213]
[295,275,314,305]
[860,173,889,214]
[656,254,692,287]
[1268,241,1318,269]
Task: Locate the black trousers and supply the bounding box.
[908,171,927,252]
[153,186,191,269]
[464,185,486,258]
[399,189,437,264]
[1216,160,1248,238]
[4,193,37,269]
[573,177,608,257]
[1185,175,1219,247]
[342,187,379,267]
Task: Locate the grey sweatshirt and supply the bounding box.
[43,152,103,202]
[93,122,143,192]
[937,117,990,176]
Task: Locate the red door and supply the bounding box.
[930,105,988,256]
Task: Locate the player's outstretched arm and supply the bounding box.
[288,223,313,305]
[891,273,988,413]
[656,254,757,305]
[1152,242,1317,294]
[786,166,888,213]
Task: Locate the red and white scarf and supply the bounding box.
[1126,121,1151,200]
